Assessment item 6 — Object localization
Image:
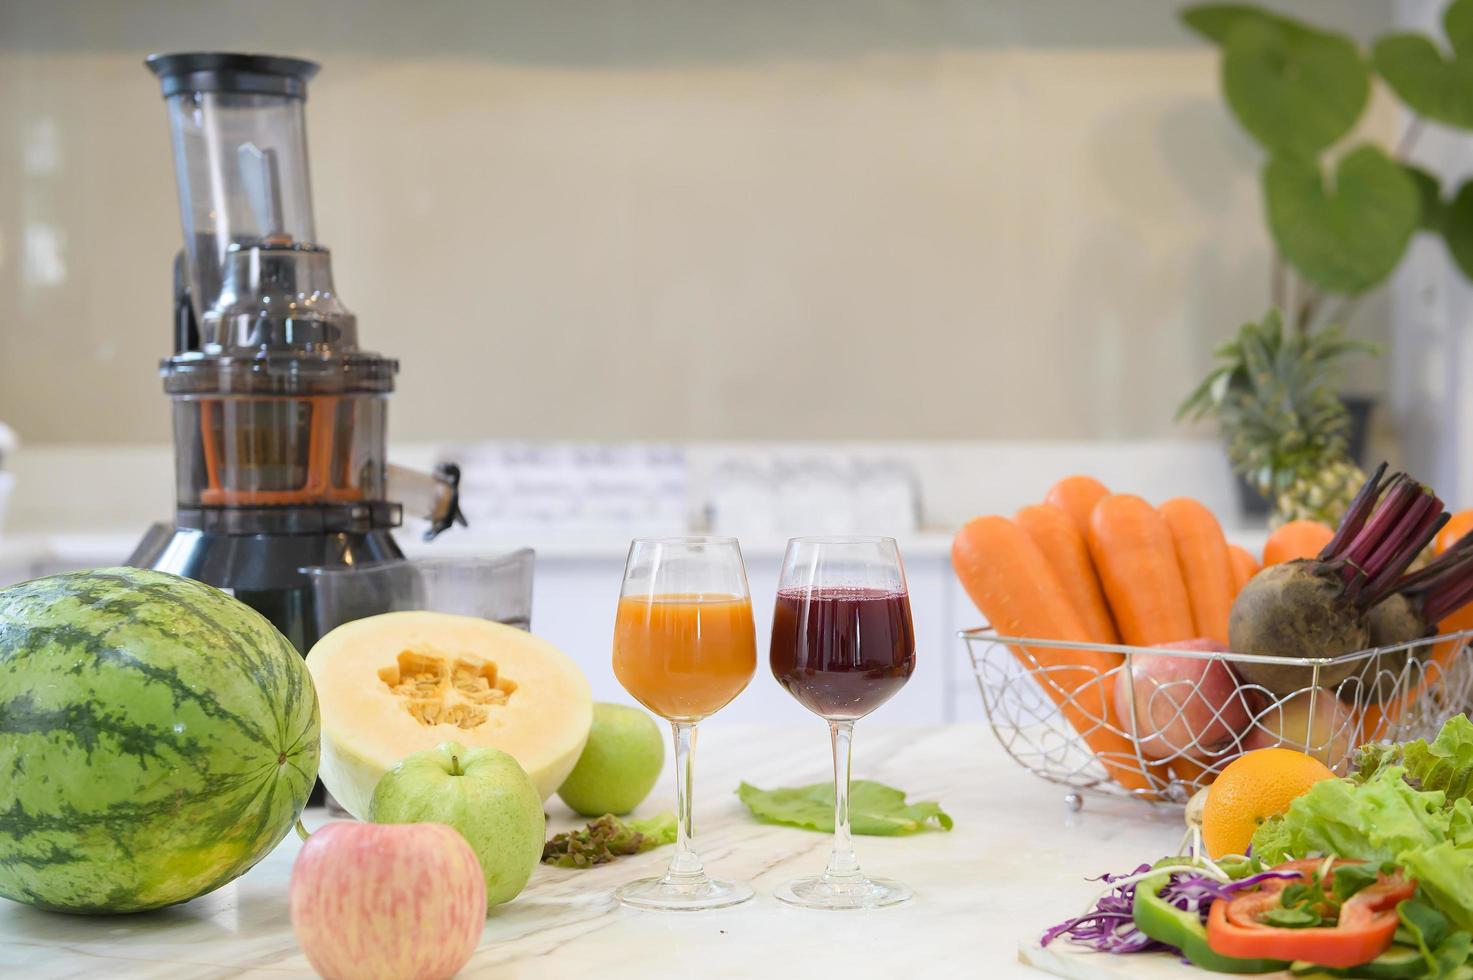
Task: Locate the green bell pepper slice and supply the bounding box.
[1133,872,1289,975]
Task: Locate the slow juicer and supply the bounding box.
[129,52,463,654]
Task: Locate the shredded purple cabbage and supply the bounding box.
[1041,865,1302,956]
[1159,869,1299,913]
[1040,863,1166,954]
[1222,869,1302,893]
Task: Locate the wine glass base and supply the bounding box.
[615,875,755,912]
[775,875,912,910]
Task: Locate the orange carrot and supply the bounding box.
[1045,475,1110,537]
[1158,498,1236,644]
[1262,519,1334,567]
[952,516,1152,793]
[1228,545,1261,592]
[1015,503,1120,645]
[1088,494,1197,646]
[1168,756,1210,786]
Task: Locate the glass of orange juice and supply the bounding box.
[612,536,757,911]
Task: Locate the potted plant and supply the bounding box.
[1181,1,1473,522]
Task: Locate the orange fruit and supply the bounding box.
[1201,748,1335,858]
[1437,509,1473,555]
[1262,520,1334,567]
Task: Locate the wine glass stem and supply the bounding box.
[665,720,706,881]
[824,719,862,882]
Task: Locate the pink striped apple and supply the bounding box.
[290,822,486,980]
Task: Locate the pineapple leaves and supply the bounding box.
[1263,147,1421,295]
[1183,4,1369,160]
[1372,0,1473,130]
[1177,310,1374,499]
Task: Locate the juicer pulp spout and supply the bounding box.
[386,463,467,541]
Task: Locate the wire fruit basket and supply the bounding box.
[961,627,1473,809]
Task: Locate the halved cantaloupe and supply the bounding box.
[306,611,592,819]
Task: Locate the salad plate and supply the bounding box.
[1031,716,1473,980]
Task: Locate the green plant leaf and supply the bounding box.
[736,780,953,836]
[1263,145,1420,293]
[1404,163,1446,231]
[1195,8,1369,159]
[1373,34,1473,131]
[1443,180,1473,280]
[1182,4,1316,46]
[1449,0,1473,59]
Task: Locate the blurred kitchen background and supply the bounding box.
[2,0,1469,724]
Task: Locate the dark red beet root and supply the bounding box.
[1227,465,1448,699]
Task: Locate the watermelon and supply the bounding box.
[0,567,320,913]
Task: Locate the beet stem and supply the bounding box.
[1425,574,1473,626]
[1359,493,1437,582]
[1362,509,1449,608]
[1340,477,1418,592]
[1321,462,1390,561]
[1398,536,1473,594]
[1410,537,1473,624]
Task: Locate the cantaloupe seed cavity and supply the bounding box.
[377,649,518,730]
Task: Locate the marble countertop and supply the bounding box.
[3,725,1188,979]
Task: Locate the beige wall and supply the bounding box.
[0,1,1394,445]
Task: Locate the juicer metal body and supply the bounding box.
[130,52,460,654]
[130,523,403,655]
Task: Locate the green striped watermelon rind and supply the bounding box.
[0,567,320,913]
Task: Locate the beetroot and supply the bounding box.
[1229,464,1449,697]
[1367,592,1425,646]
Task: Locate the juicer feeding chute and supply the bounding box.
[151,52,319,330]
[130,52,464,655]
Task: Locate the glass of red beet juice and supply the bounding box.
[769,535,916,910]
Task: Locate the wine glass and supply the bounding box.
[770,536,916,910]
[611,536,757,911]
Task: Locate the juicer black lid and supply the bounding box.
[146,52,320,99]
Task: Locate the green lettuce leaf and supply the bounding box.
[1398,894,1473,979]
[1244,717,1473,974]
[541,813,677,868]
[736,780,953,836]
[1251,767,1452,865]
[1358,715,1473,803]
[1401,843,1473,936]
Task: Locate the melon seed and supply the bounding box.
[378,649,516,730]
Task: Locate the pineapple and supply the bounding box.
[1273,457,1367,527]
[1179,309,1375,528]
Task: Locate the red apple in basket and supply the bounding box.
[290,822,486,980]
[1113,639,1254,761]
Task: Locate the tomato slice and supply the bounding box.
[1205,860,1414,970]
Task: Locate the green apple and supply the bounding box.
[370,741,545,907]
[556,702,665,817]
